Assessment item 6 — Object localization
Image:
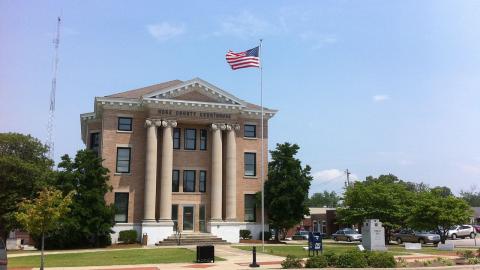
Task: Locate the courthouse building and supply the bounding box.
[80,78,277,245]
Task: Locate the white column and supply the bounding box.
[143,119,161,222]
[159,120,177,221]
[210,123,225,221]
[225,124,239,221]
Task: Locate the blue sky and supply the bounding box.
[1,0,480,195]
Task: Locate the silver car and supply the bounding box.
[332,228,362,242]
[0,239,6,270]
[448,225,476,240]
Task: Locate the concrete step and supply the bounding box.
[157,233,229,246]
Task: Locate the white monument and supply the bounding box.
[362,219,387,251]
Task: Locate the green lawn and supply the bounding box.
[233,243,469,258]
[8,248,223,268]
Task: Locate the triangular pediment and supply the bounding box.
[143,78,245,106]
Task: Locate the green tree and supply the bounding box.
[15,187,73,270]
[45,150,115,248]
[407,191,472,243]
[337,174,413,244]
[307,191,341,208]
[0,133,53,241]
[460,190,480,207]
[431,186,453,197]
[264,143,312,241]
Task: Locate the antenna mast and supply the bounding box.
[47,16,61,160]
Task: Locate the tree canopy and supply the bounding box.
[407,190,472,243]
[44,150,115,249]
[264,143,312,240]
[15,187,73,270]
[307,191,341,208]
[338,174,472,244]
[460,190,480,207]
[0,133,53,241]
[338,174,413,235]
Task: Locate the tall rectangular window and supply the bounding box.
[116,147,131,173]
[244,125,256,138]
[244,194,256,222]
[173,128,181,149]
[89,132,100,156]
[114,192,129,223]
[172,204,178,231]
[200,129,207,150]
[183,170,196,192]
[199,170,206,192]
[244,152,256,176]
[118,117,132,131]
[184,128,196,150]
[172,170,179,192]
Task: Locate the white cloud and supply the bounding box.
[457,163,480,175]
[213,11,276,39]
[299,31,337,50]
[309,169,358,195]
[313,169,345,182]
[372,95,390,102]
[147,22,185,42]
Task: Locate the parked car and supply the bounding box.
[292,231,309,240]
[473,225,480,233]
[448,225,476,240]
[393,229,440,245]
[332,228,362,242]
[0,238,7,270]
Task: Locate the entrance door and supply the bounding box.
[183,206,194,231]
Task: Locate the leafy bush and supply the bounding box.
[467,257,480,265]
[337,250,368,268]
[118,230,138,244]
[259,231,272,240]
[323,250,339,266]
[240,229,252,239]
[365,251,396,268]
[281,255,303,269]
[305,255,327,268]
[461,250,475,259]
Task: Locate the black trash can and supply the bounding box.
[196,245,214,263]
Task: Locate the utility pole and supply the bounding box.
[345,169,351,187]
[46,16,61,161]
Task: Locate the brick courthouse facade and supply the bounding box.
[80,78,276,245]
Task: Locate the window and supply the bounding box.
[200,129,207,150]
[173,128,181,149]
[184,128,196,150]
[114,192,129,223]
[244,124,256,138]
[172,205,178,231]
[172,170,179,192]
[244,194,256,222]
[89,132,100,156]
[244,152,256,176]
[183,170,196,192]
[118,117,132,131]
[199,171,206,192]
[116,147,131,173]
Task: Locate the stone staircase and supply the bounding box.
[156,232,229,246]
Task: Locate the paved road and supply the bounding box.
[446,237,480,247]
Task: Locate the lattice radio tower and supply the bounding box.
[47,16,61,160]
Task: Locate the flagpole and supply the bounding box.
[259,38,265,252]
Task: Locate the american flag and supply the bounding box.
[225,46,260,70]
